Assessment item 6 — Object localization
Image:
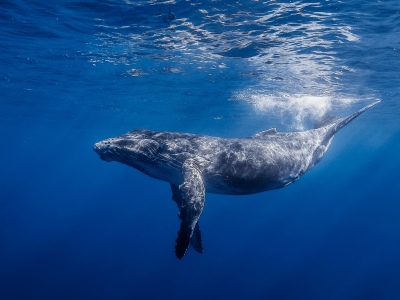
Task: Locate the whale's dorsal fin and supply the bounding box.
[174,158,206,259]
[249,128,278,139]
[314,114,340,129]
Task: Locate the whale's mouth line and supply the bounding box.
[93,143,116,162]
[100,155,113,162]
[93,143,160,165]
[99,154,113,162]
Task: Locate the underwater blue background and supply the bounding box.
[1,0,400,299]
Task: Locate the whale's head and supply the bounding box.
[94,130,192,183]
[93,133,168,167]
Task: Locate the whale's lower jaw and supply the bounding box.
[98,153,114,162]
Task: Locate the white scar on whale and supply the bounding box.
[94,100,380,259]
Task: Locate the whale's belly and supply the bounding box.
[202,147,313,195]
[203,164,294,195]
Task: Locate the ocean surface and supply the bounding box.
[1,0,400,299]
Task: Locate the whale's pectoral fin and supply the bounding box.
[190,223,203,253]
[175,158,206,259]
[171,183,203,254]
[170,183,182,207]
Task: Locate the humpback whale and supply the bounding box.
[94,101,379,258]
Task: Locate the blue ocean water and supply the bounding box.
[1,0,400,299]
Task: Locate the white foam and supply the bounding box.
[235,91,356,130]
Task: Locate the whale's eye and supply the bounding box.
[162,141,177,151]
[159,142,170,150]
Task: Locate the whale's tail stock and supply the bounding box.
[314,100,380,134]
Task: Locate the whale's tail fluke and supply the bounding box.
[314,100,380,134]
[331,100,380,135]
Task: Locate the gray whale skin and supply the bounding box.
[94,101,379,259]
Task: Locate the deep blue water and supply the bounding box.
[1,0,400,299]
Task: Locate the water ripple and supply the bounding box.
[2,0,397,128]
[85,0,381,128]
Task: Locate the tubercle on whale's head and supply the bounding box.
[93,138,117,162]
[93,134,167,165]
